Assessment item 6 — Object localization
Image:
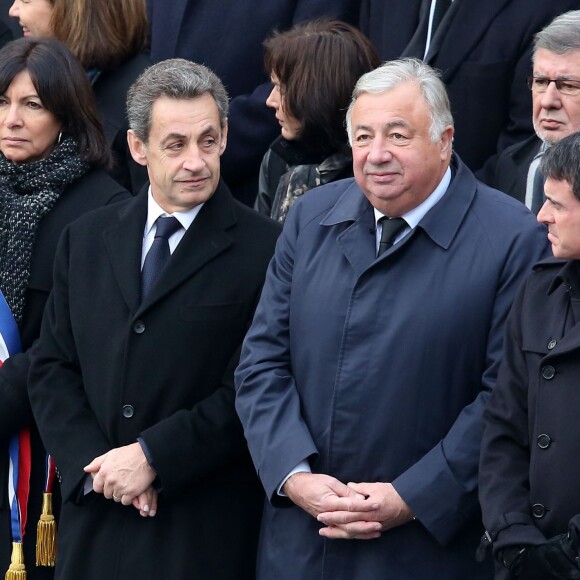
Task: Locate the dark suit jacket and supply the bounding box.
[93,52,152,194]
[0,169,129,579]
[148,0,360,205]
[360,0,579,172]
[28,182,281,579]
[477,134,541,204]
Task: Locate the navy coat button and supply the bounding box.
[547,340,557,350]
[133,320,145,334]
[122,404,135,418]
[532,503,546,518]
[541,365,556,380]
[537,434,551,449]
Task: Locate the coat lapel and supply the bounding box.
[503,137,541,202]
[320,181,377,277]
[427,0,511,77]
[102,191,148,315]
[401,0,431,59]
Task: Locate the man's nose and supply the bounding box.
[367,137,392,164]
[182,145,205,172]
[539,81,563,109]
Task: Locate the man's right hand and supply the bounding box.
[283,472,379,524]
[505,540,580,579]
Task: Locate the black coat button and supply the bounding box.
[547,340,557,350]
[541,365,556,380]
[122,405,135,418]
[532,503,546,518]
[133,320,145,334]
[537,434,551,449]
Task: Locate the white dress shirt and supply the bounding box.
[141,187,204,265]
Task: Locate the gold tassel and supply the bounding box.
[35,493,56,567]
[5,542,26,579]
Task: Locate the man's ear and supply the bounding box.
[440,125,454,158]
[127,129,148,167]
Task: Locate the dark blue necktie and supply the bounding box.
[378,216,408,256]
[141,216,181,300]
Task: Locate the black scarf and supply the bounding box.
[0,137,89,325]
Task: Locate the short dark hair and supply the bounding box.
[264,19,380,154]
[0,37,111,168]
[541,132,580,200]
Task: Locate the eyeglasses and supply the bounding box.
[527,76,580,96]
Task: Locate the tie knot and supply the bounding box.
[154,216,181,240]
[378,216,407,256]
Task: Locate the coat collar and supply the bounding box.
[547,259,580,296]
[318,154,475,276]
[320,153,475,250]
[103,180,237,315]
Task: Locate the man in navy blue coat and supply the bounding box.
[148,0,360,206]
[235,59,549,579]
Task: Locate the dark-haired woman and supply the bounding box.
[9,0,150,193]
[0,37,129,579]
[255,19,380,223]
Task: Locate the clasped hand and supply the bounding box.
[283,473,414,540]
[84,442,158,517]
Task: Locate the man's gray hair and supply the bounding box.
[534,11,580,59]
[127,58,229,143]
[346,58,453,144]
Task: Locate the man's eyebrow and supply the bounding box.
[160,132,187,146]
[353,119,412,133]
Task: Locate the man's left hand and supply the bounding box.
[84,442,157,505]
[317,482,414,540]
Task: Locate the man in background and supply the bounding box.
[480,11,580,214]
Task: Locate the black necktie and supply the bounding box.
[431,0,452,35]
[378,217,408,256]
[141,216,181,300]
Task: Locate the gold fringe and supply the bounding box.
[35,493,56,567]
[5,542,26,579]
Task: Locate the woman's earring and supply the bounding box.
[57,131,63,145]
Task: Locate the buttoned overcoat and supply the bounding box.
[236,156,549,579]
[28,182,281,579]
[480,259,580,570]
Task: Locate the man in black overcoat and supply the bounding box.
[479,132,580,579]
[27,59,281,580]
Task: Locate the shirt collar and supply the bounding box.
[144,186,204,237]
[372,166,452,227]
